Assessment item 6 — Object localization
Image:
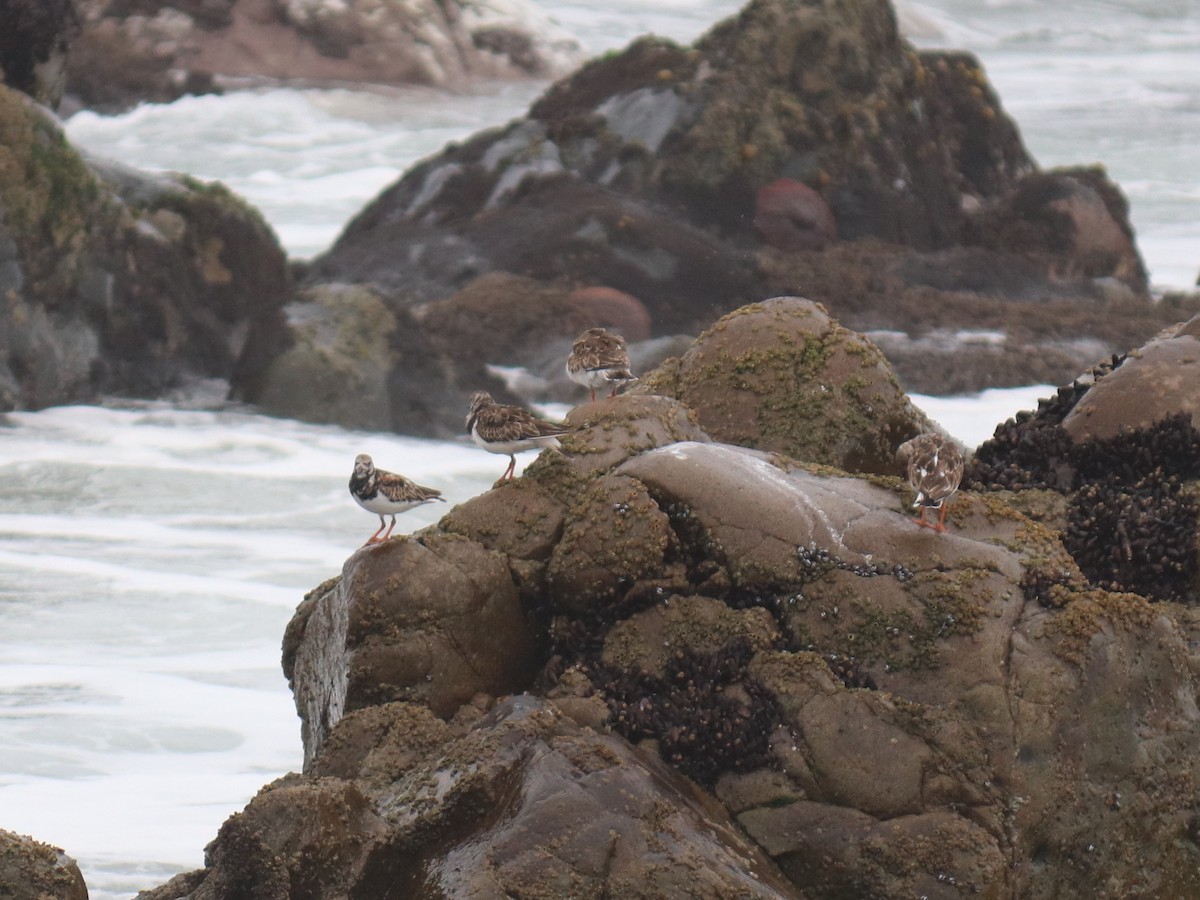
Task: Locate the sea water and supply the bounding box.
[3,0,1197,895]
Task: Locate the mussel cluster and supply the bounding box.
[963,355,1200,602]
[593,636,779,786]
[965,355,1125,492]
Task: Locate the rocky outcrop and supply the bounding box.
[965,319,1200,603]
[151,364,1200,896]
[0,830,88,900]
[119,296,1200,898]
[64,0,583,114]
[0,84,289,411]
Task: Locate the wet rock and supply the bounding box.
[0,830,88,900]
[637,297,935,474]
[0,86,289,412]
[286,532,537,767]
[64,0,582,114]
[182,309,1200,898]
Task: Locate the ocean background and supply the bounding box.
[0,0,1196,896]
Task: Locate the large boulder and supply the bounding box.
[638,297,936,474]
[284,531,540,767]
[64,0,583,113]
[0,84,289,411]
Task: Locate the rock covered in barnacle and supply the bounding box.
[154,312,1200,897]
[0,830,88,900]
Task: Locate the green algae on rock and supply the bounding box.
[637,296,935,474]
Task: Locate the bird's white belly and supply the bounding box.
[567,365,613,389]
[471,428,560,456]
[354,493,427,515]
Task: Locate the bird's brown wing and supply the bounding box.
[907,435,964,505]
[377,470,443,503]
[572,331,631,372]
[475,403,568,441]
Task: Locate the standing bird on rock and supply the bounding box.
[900,433,965,534]
[566,327,638,401]
[349,454,444,545]
[466,391,568,483]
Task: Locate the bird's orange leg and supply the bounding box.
[503,455,517,480]
[933,505,949,534]
[365,517,387,545]
[913,507,931,530]
[382,515,398,540]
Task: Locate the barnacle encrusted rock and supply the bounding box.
[223,382,1200,898]
[0,830,88,900]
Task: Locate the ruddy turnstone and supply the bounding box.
[349,453,444,545]
[901,433,965,534]
[566,327,638,401]
[466,391,568,482]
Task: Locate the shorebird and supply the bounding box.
[349,454,444,545]
[566,326,638,401]
[901,433,965,534]
[466,391,568,482]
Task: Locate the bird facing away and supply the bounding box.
[566,326,638,401]
[349,454,444,545]
[901,433,965,533]
[466,391,568,482]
